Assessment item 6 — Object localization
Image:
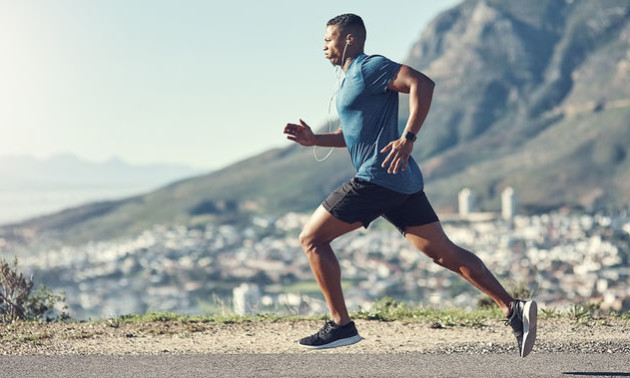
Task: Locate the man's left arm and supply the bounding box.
[380,65,435,174]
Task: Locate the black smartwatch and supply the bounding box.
[404,131,417,142]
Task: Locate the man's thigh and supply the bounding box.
[301,205,363,243]
[383,190,439,234]
[404,221,455,259]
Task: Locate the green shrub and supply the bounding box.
[0,255,69,322]
[567,302,603,324]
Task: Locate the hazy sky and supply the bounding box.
[0,0,461,170]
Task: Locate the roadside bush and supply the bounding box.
[0,255,69,322]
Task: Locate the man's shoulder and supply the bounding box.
[359,54,401,72]
[350,54,389,69]
[355,54,402,91]
[362,54,398,65]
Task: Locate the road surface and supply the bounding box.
[2,353,629,377]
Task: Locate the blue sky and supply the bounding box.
[0,0,461,170]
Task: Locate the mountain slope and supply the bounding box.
[1,146,355,244]
[0,154,200,225]
[2,0,629,245]
[401,0,630,210]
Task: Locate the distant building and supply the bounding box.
[501,187,518,220]
[233,283,261,315]
[458,188,476,217]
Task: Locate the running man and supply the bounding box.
[283,13,537,357]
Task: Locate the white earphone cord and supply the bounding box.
[313,41,349,162]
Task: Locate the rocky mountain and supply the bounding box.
[402,0,630,212]
[2,0,629,245]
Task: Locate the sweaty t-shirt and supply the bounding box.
[337,53,423,194]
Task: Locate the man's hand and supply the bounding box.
[284,119,315,146]
[380,138,414,174]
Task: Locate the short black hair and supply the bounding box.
[327,13,366,41]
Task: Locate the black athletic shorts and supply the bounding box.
[322,177,439,234]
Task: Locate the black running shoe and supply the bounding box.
[298,321,363,349]
[505,299,538,358]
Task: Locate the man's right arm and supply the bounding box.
[313,127,346,147]
[284,119,346,147]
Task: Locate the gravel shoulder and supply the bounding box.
[2,318,630,355]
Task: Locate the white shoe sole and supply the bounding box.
[299,334,363,350]
[521,300,538,358]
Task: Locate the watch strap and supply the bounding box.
[404,131,417,142]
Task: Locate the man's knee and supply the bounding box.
[426,244,484,273]
[423,242,461,269]
[299,228,324,255]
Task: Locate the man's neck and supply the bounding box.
[342,50,364,72]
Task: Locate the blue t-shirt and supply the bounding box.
[337,53,424,194]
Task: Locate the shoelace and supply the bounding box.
[319,321,335,336]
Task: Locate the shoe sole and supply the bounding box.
[521,300,538,358]
[298,334,363,350]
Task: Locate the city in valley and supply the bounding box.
[1,189,629,320]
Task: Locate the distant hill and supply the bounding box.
[0,154,200,225]
[2,0,629,245]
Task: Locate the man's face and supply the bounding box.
[324,25,346,66]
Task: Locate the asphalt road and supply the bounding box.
[1,353,629,377]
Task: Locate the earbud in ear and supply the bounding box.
[346,39,351,45]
